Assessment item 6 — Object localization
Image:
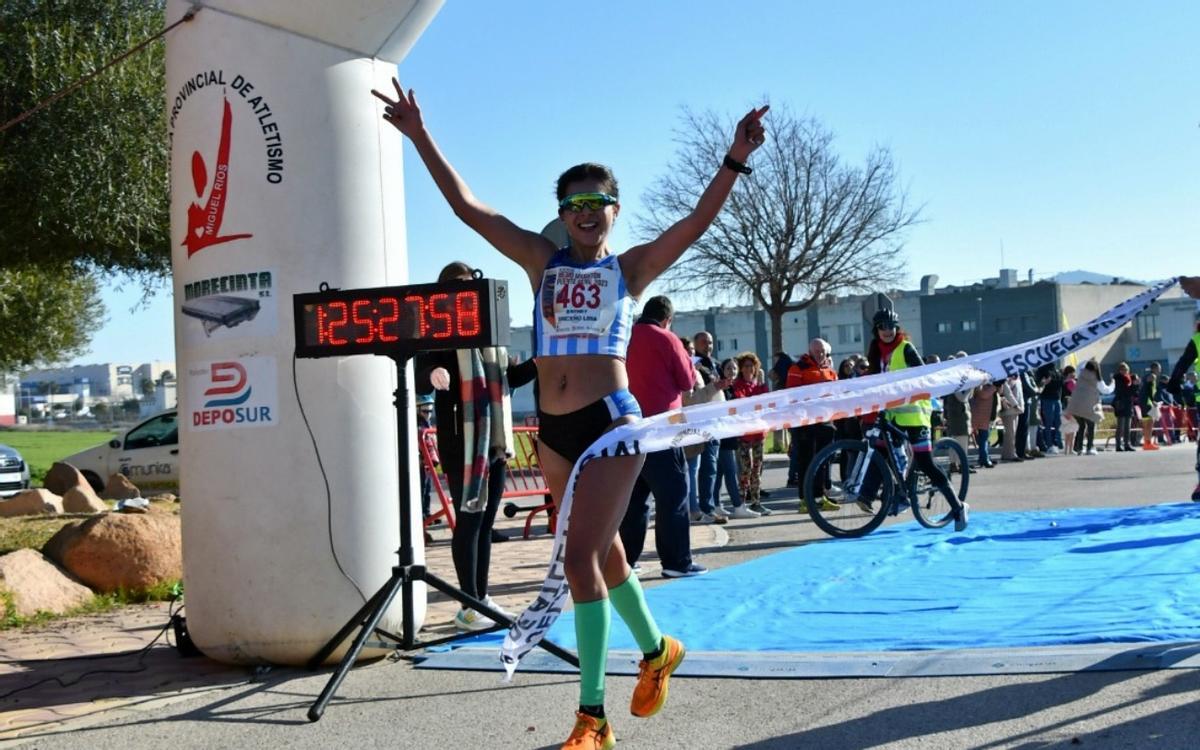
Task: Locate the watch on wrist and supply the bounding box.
[723,154,752,175]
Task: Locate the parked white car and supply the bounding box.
[63,410,179,494]
[0,444,32,498]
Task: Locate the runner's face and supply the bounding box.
[560,179,617,250]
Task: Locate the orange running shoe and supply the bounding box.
[630,635,686,718]
[562,711,615,750]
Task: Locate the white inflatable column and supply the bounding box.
[166,0,443,665]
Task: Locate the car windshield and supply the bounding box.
[124,413,178,450]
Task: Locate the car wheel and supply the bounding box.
[82,471,105,495]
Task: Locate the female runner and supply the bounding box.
[373,78,766,749]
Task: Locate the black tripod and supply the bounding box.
[306,353,578,722]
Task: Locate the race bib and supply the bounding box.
[539,264,619,339]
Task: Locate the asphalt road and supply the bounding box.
[12,443,1200,749]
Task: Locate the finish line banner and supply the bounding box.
[500,278,1180,677]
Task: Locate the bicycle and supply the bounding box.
[802,417,970,538]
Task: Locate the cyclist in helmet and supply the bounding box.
[863,308,969,531]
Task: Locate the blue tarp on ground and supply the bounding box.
[466,504,1200,653]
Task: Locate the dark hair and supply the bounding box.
[641,295,673,323]
[437,261,474,283]
[555,163,619,201]
[837,358,856,378]
[678,336,691,349]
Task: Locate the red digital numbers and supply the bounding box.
[428,293,452,339]
[378,297,400,342]
[311,289,488,351]
[351,300,375,344]
[317,301,350,345]
[456,292,481,336]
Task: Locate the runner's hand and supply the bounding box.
[371,78,424,138]
[430,367,451,390]
[728,105,770,163]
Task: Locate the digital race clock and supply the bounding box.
[293,279,509,358]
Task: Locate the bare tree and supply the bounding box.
[638,106,918,355]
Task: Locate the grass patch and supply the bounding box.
[2,579,182,630]
[0,430,117,486]
[0,501,179,557]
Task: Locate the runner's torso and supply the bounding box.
[532,248,638,414]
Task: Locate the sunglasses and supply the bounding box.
[558,192,618,213]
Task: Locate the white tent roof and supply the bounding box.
[195,0,444,63]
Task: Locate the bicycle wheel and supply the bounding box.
[803,439,893,538]
[910,438,969,529]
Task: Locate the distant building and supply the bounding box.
[18,361,176,417]
[507,268,1194,393]
[0,376,16,426]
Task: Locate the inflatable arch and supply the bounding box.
[167,0,443,665]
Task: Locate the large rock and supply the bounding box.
[62,486,109,514]
[44,462,88,495]
[104,473,141,501]
[0,549,94,618]
[0,489,63,517]
[43,513,182,593]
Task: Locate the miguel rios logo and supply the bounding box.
[183,97,253,257]
[170,70,285,257]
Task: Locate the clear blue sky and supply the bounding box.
[76,0,1199,365]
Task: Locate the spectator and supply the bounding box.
[942,352,974,474]
[971,381,998,468]
[1112,362,1136,452]
[1164,315,1200,499]
[786,338,839,512]
[1018,370,1043,458]
[621,295,708,578]
[1036,362,1064,454]
[689,331,728,523]
[415,261,518,632]
[716,358,758,518]
[1065,359,1111,455]
[999,374,1025,462]
[1139,362,1163,450]
[681,341,731,525]
[731,352,771,515]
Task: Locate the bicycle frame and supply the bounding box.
[843,419,909,510]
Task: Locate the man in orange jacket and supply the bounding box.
[786,338,840,512]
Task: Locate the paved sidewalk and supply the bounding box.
[0,504,728,743]
[5,443,1198,748]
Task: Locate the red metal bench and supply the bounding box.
[419,425,556,538]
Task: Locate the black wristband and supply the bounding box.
[723,154,752,175]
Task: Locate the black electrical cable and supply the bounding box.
[0,6,200,135]
[0,598,180,703]
[291,354,368,602]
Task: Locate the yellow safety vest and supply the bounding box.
[886,341,932,428]
[1192,333,1200,404]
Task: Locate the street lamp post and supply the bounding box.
[976,297,984,354]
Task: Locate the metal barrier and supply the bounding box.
[418,426,556,538]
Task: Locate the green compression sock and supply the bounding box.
[574,598,611,707]
[608,573,663,655]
